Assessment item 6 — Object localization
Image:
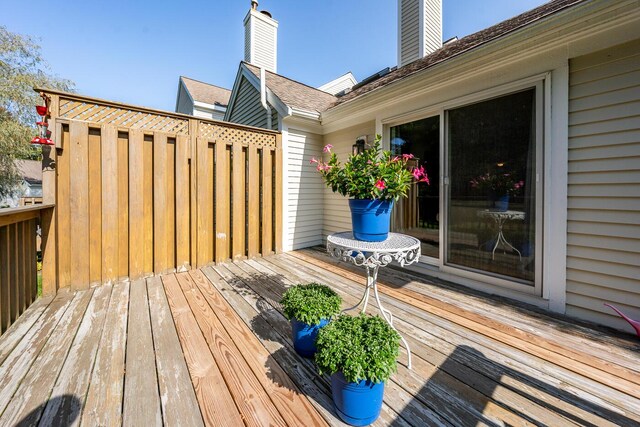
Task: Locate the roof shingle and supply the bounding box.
[181,76,231,107]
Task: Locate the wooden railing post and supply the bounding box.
[41,94,59,296]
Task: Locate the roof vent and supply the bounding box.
[260,10,272,18]
[443,36,458,45]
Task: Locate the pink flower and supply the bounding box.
[375,180,386,190]
[309,157,318,164]
[392,156,400,162]
[412,165,430,184]
[402,154,414,160]
[323,144,333,153]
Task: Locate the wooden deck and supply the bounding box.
[0,249,638,426]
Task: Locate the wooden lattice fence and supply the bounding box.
[40,90,282,293]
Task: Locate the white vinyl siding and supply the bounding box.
[253,19,277,73]
[244,19,251,64]
[399,0,420,67]
[285,129,324,250]
[566,39,640,332]
[322,122,376,239]
[424,0,442,55]
[227,76,269,128]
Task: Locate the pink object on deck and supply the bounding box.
[604,303,640,337]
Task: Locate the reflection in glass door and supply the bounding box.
[390,116,440,259]
[446,88,537,284]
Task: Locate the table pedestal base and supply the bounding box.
[342,265,412,369]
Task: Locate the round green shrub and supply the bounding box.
[315,314,400,383]
[280,283,342,325]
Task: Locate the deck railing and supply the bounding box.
[38,89,282,294]
[0,204,52,333]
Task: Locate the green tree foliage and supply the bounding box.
[0,26,74,199]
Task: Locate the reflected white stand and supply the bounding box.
[477,210,525,260]
[327,232,421,369]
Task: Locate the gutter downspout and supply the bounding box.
[260,67,273,129]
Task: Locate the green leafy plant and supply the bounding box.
[315,314,400,383]
[312,134,429,201]
[280,283,342,325]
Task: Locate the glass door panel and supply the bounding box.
[390,115,440,259]
[446,89,537,284]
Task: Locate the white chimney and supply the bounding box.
[397,0,442,67]
[244,1,278,73]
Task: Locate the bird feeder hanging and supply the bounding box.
[31,92,55,146]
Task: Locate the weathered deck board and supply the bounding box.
[147,276,204,427]
[123,279,162,426]
[1,251,638,426]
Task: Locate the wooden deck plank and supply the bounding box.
[162,273,244,427]
[39,285,112,426]
[82,281,129,426]
[0,295,53,364]
[147,276,204,427]
[277,252,640,425]
[208,264,415,427]
[178,270,287,427]
[0,290,93,426]
[123,279,162,426]
[0,291,74,414]
[191,268,328,427]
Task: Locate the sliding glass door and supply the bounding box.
[389,85,541,288]
[446,88,538,284]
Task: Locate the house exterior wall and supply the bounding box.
[318,1,640,329]
[282,126,325,250]
[322,122,376,239]
[175,84,193,115]
[398,0,420,67]
[227,76,269,128]
[193,106,225,121]
[566,39,640,331]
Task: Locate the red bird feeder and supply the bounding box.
[31,93,54,146]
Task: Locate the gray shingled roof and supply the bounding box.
[243,63,337,114]
[181,76,231,107]
[332,0,587,108]
[15,160,42,185]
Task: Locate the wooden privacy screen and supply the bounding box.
[42,91,282,291]
[0,206,46,333]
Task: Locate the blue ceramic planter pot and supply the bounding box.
[348,199,394,242]
[291,318,329,358]
[495,194,509,211]
[331,372,385,426]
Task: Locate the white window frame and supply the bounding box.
[382,73,550,296]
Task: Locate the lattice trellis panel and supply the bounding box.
[59,98,190,135]
[199,122,277,148]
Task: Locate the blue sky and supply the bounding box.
[3,0,547,111]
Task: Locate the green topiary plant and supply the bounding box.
[280,283,342,325]
[315,314,400,383]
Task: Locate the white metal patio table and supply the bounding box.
[326,231,421,369]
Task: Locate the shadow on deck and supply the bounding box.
[0,249,638,426]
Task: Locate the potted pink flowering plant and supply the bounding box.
[311,134,429,241]
[470,172,524,211]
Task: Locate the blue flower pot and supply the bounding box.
[291,318,329,358]
[331,372,385,426]
[495,194,509,211]
[348,199,394,242]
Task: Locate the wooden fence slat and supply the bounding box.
[167,139,176,271]
[247,146,260,258]
[69,121,90,289]
[18,222,26,315]
[274,135,283,254]
[29,219,37,303]
[129,129,145,279]
[88,128,102,286]
[261,149,273,256]
[117,131,129,278]
[102,125,119,283]
[175,135,190,270]
[143,134,154,275]
[153,132,168,273]
[232,142,245,260]
[55,124,71,289]
[215,141,230,263]
[196,137,212,267]
[0,227,9,332]
[189,120,198,271]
